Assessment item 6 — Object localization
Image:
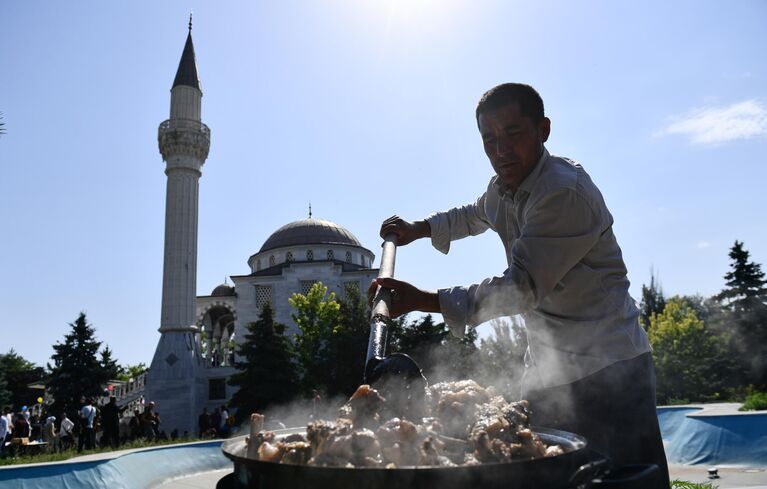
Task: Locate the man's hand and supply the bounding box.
[367,277,440,318]
[379,215,431,246]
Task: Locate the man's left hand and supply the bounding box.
[367,277,441,317]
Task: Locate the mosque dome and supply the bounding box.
[259,218,363,253]
[211,283,235,297]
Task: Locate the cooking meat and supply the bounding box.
[244,380,565,468]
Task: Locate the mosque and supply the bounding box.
[145,20,380,435]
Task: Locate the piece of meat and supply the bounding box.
[246,413,265,460]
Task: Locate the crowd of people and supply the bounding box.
[197,404,232,439]
[0,396,200,458]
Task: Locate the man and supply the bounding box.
[0,407,9,457]
[371,83,669,487]
[100,397,120,449]
[198,407,210,438]
[59,412,75,451]
[219,405,230,438]
[78,398,97,452]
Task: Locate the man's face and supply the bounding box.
[478,102,550,190]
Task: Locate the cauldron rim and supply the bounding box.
[221,425,588,471]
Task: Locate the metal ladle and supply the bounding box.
[364,234,427,405]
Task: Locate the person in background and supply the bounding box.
[78,398,97,452]
[129,409,142,441]
[198,407,210,438]
[100,397,120,449]
[59,412,75,451]
[219,405,229,438]
[14,411,30,438]
[210,408,221,438]
[42,416,57,452]
[0,407,9,457]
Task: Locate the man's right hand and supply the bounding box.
[379,215,431,246]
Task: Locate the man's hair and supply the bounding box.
[476,83,545,124]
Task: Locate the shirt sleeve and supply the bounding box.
[425,193,491,254]
[439,186,603,336]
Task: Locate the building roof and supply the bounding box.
[233,259,373,278]
[211,283,235,297]
[172,30,200,90]
[259,218,364,253]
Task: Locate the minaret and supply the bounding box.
[146,16,210,435]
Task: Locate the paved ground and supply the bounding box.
[156,465,767,488]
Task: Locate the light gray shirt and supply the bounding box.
[426,147,650,388]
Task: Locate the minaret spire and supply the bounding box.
[189,11,193,32]
[308,202,312,219]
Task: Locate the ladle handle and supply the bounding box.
[365,234,397,375]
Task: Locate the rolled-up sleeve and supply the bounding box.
[439,187,603,335]
[425,193,491,255]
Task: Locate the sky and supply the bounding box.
[1,1,766,369]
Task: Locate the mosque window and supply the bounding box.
[345,251,352,263]
[256,259,261,271]
[327,249,334,260]
[301,280,318,295]
[286,252,294,262]
[255,285,272,308]
[306,249,314,261]
[344,281,360,297]
[269,255,275,266]
[208,378,226,400]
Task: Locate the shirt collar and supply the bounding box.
[492,146,550,197]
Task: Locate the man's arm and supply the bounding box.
[424,193,492,254]
[440,186,604,332]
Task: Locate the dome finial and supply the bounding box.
[308,202,312,219]
[188,10,193,32]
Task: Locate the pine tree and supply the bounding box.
[391,315,450,380]
[717,240,767,311]
[716,241,767,386]
[47,313,111,418]
[228,304,300,424]
[640,270,666,329]
[100,346,122,381]
[0,369,10,408]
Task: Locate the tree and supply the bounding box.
[228,304,300,424]
[648,297,733,404]
[0,350,46,410]
[391,314,449,379]
[47,313,113,418]
[715,241,767,387]
[117,363,148,382]
[289,283,342,396]
[100,346,122,381]
[476,317,528,400]
[0,369,10,408]
[325,286,371,396]
[640,270,666,329]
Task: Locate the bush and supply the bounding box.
[739,391,767,411]
[671,481,718,489]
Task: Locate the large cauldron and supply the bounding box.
[217,427,658,489]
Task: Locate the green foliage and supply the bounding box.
[0,369,10,408]
[117,363,148,381]
[99,346,121,381]
[714,240,767,387]
[649,298,733,404]
[324,286,371,396]
[739,391,767,411]
[476,317,527,400]
[640,270,666,329]
[671,480,718,489]
[228,303,300,423]
[47,313,113,419]
[289,283,342,395]
[0,349,46,410]
[717,240,767,311]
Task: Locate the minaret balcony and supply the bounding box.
[158,118,211,162]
